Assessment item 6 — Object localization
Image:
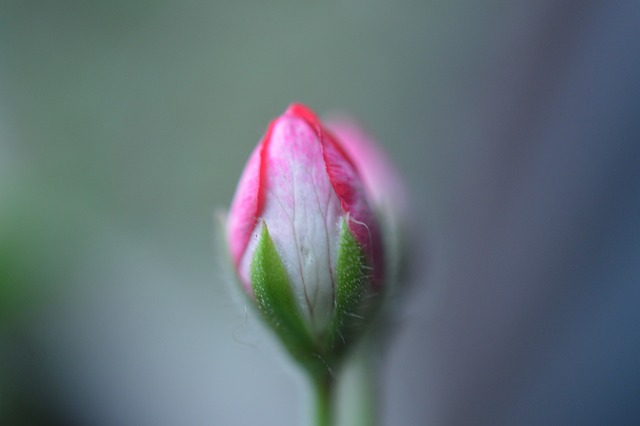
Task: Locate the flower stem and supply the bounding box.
[338,342,379,426]
[313,372,335,426]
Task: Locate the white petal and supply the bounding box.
[259,116,342,334]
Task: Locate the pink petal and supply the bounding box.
[257,107,343,329]
[289,104,384,287]
[325,116,408,216]
[226,122,274,266]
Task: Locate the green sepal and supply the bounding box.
[250,223,317,365]
[324,219,377,359]
[250,219,381,380]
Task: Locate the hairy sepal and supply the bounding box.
[250,223,317,361]
[250,219,380,377]
[324,218,378,359]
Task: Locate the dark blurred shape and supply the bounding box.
[385,2,640,426]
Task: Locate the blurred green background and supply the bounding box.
[2,1,640,425]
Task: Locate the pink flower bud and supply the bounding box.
[227,104,383,335]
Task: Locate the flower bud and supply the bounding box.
[226,104,383,371]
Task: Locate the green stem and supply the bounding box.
[313,373,335,426]
[351,351,378,426]
[338,343,378,426]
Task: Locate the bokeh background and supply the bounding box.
[2,1,640,425]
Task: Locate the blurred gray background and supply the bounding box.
[1,1,639,425]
